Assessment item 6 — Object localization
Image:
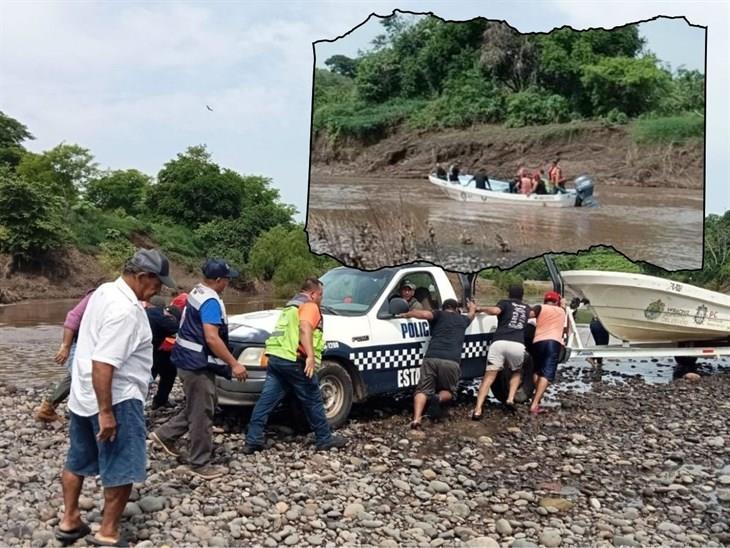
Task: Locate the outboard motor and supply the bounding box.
[574,175,597,207]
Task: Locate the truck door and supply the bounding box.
[357,271,443,395]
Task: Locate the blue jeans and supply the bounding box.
[246,355,333,448]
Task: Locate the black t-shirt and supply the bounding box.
[493,299,530,344]
[424,310,473,362]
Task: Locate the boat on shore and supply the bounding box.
[562,270,730,344]
[427,174,596,208]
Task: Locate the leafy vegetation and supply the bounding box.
[631,113,704,144]
[314,15,704,141]
[0,112,333,294]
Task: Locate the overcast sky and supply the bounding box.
[1,1,727,219]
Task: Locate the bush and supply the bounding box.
[505,89,572,127]
[603,108,628,125]
[409,68,506,129]
[98,228,135,278]
[631,114,704,144]
[313,98,426,140]
[85,169,151,214]
[0,169,70,260]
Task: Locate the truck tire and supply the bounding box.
[491,353,535,404]
[674,356,698,368]
[318,360,354,428]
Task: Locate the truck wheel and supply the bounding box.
[318,361,353,428]
[674,356,698,368]
[491,353,535,404]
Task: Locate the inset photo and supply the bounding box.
[308,13,705,272]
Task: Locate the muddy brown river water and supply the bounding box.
[2,298,728,394]
[0,298,280,387]
[308,175,704,271]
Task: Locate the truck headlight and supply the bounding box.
[238,347,265,367]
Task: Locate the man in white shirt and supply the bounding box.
[55,249,176,547]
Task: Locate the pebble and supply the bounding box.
[465,537,500,548]
[496,518,513,535]
[138,496,165,513]
[539,528,562,547]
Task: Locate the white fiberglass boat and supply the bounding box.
[562,270,730,343]
[427,174,597,208]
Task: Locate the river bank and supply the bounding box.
[1,363,728,547]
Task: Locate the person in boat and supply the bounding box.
[548,159,567,194]
[434,164,447,180]
[471,170,492,191]
[520,170,536,196]
[448,164,460,182]
[533,171,547,195]
[528,291,567,415]
[471,284,531,419]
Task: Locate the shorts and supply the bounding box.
[416,357,461,396]
[486,340,526,372]
[533,339,562,382]
[65,398,147,487]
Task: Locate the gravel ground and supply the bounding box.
[0,370,728,547]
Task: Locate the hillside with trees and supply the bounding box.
[312,16,705,187]
[0,111,336,303]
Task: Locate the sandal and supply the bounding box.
[502,402,517,414]
[55,523,91,545]
[470,411,483,421]
[409,421,422,430]
[86,533,131,547]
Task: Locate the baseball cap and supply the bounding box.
[130,249,176,288]
[400,280,416,290]
[544,290,561,304]
[202,258,240,279]
[442,298,459,310]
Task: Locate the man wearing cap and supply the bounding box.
[399,280,423,311]
[150,259,247,480]
[399,298,477,429]
[471,284,531,419]
[529,291,567,415]
[55,249,175,547]
[243,277,347,453]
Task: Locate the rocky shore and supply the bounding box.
[0,370,728,547]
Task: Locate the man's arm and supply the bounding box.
[92,360,116,442]
[54,327,76,364]
[203,323,247,380]
[399,309,434,321]
[299,319,317,378]
[476,306,502,316]
[466,300,477,321]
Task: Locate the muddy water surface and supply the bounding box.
[0,297,279,387]
[308,175,704,271]
[2,299,728,399]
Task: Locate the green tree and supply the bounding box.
[324,55,359,78]
[248,225,336,286]
[479,21,539,92]
[535,25,645,113]
[147,146,243,227]
[16,144,98,204]
[85,169,152,214]
[505,89,571,127]
[355,48,402,102]
[0,168,69,261]
[0,111,33,169]
[580,56,671,116]
[657,68,705,115]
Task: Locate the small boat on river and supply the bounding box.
[562,270,730,343]
[427,174,597,208]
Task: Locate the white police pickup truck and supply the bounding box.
[218,265,532,427]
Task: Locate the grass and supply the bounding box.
[630,114,704,144]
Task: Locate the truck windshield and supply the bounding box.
[320,267,394,316]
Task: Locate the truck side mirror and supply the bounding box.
[377,297,410,319]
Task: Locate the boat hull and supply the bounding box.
[427,175,577,208]
[562,270,730,343]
